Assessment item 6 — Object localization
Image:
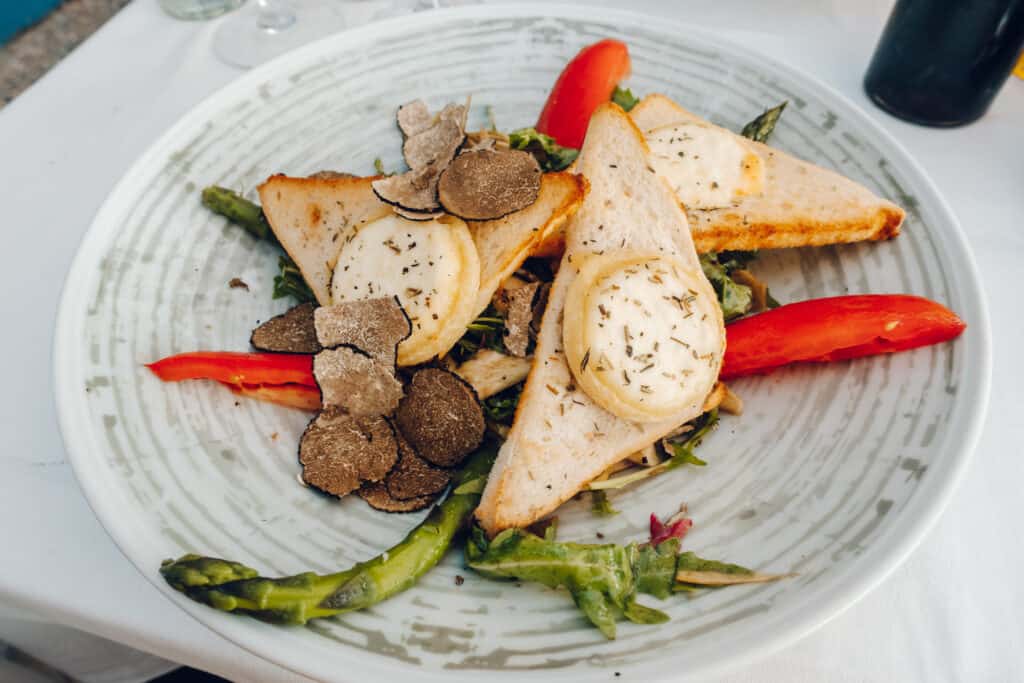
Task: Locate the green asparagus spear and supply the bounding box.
[199,185,316,303]
[740,101,787,143]
[200,186,277,244]
[160,442,497,625]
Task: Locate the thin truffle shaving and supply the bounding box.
[313,346,404,416]
[373,101,467,214]
[437,149,541,220]
[250,302,322,354]
[386,433,452,501]
[313,296,411,366]
[299,410,398,497]
[501,281,542,358]
[394,368,485,468]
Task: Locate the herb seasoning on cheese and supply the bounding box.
[563,252,723,423]
[331,213,481,366]
[644,122,764,210]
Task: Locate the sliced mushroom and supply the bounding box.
[359,481,438,513]
[299,410,398,497]
[502,281,541,358]
[386,432,451,501]
[397,100,432,137]
[394,367,485,468]
[313,296,411,366]
[250,302,322,354]
[455,348,532,400]
[437,149,541,221]
[313,346,404,416]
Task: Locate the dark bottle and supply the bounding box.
[864,0,1024,127]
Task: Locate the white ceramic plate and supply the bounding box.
[55,5,990,681]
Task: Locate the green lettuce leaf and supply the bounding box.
[508,128,579,172]
[611,86,640,112]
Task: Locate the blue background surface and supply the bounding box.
[1,0,61,44]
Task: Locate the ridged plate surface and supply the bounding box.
[55,5,990,682]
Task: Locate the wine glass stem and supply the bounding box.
[256,0,296,33]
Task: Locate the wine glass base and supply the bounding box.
[213,1,406,69]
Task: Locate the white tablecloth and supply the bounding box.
[2,1,1021,681]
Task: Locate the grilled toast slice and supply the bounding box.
[476,104,725,535]
[258,171,585,354]
[533,93,904,257]
[259,175,391,306]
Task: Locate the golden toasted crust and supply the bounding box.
[533,93,904,257]
[260,171,586,367]
[476,103,723,535]
[689,205,904,253]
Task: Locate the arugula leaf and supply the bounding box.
[589,411,719,491]
[676,551,752,576]
[465,528,649,639]
[465,525,789,639]
[633,538,681,599]
[450,305,507,364]
[740,101,787,143]
[611,86,640,112]
[272,255,316,304]
[481,384,522,425]
[700,252,754,321]
[590,490,619,516]
[508,128,579,172]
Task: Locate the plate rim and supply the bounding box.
[53,4,992,681]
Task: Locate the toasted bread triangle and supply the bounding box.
[534,94,904,257]
[258,171,585,356]
[259,175,391,306]
[469,172,586,314]
[475,104,724,535]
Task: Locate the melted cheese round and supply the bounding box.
[331,213,480,366]
[645,122,764,210]
[564,252,723,423]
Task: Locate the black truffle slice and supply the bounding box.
[436,102,468,130]
[313,346,403,416]
[386,432,451,501]
[437,149,541,220]
[313,296,411,366]
[501,281,541,358]
[402,118,464,171]
[299,410,398,497]
[392,206,445,221]
[250,302,321,354]
[371,164,445,213]
[375,100,468,213]
[394,368,485,468]
[397,100,432,137]
[359,481,438,513]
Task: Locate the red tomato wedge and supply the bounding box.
[720,295,966,380]
[536,39,631,149]
[146,352,317,388]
